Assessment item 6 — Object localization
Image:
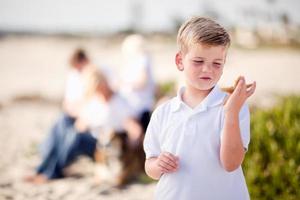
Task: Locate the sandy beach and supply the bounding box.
[0,36,299,199]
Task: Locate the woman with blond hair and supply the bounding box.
[25,65,143,184]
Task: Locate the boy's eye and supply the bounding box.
[193,60,204,64]
[213,62,222,67]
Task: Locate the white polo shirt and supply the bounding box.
[144,85,250,200]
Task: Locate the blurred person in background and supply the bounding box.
[24,48,92,183]
[63,48,90,118]
[119,34,155,134]
[82,67,145,186]
[25,64,144,184]
[42,48,90,149]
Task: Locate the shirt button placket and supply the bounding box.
[185,115,194,135]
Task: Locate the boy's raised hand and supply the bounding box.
[223,76,256,114]
[156,152,179,174]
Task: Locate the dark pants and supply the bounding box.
[139,110,151,134]
[37,113,97,179]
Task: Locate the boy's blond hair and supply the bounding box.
[177,16,230,53]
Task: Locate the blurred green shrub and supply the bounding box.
[155,81,176,101]
[244,95,300,200]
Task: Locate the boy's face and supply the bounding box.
[176,43,227,91]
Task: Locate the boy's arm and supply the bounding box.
[220,112,245,172]
[220,77,256,172]
[143,107,180,180]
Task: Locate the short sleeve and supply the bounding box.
[238,103,251,151]
[143,108,161,159]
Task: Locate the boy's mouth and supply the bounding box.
[199,77,212,80]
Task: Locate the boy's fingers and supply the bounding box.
[159,160,177,170]
[163,152,179,163]
[159,163,170,171]
[234,77,246,94]
[159,162,178,173]
[161,167,177,174]
[246,82,255,91]
[158,164,171,173]
[246,82,256,97]
[246,83,252,88]
[163,152,176,158]
[160,154,178,167]
[234,76,242,88]
[160,157,177,169]
[240,77,247,91]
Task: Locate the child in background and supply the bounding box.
[144,16,256,199]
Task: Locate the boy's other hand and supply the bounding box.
[223,76,256,115]
[156,152,179,174]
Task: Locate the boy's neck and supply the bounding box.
[182,86,213,109]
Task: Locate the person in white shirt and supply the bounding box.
[120,34,155,133]
[25,48,90,183]
[63,48,89,118]
[143,16,256,200]
[25,64,143,184]
[76,66,143,144]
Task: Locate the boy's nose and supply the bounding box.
[202,64,212,72]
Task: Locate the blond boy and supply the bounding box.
[143,16,256,199]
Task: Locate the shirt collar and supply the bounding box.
[170,85,226,113]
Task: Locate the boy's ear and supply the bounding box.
[175,52,184,71]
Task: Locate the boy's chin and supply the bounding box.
[193,84,215,91]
